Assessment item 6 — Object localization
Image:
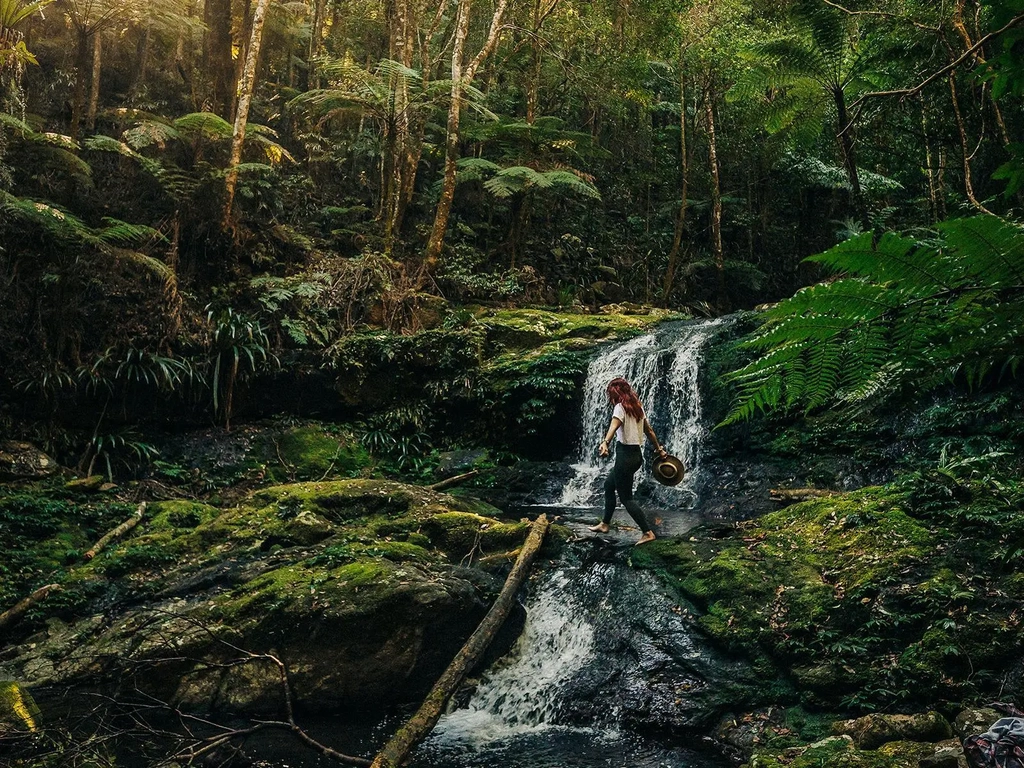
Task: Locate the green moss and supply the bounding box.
[0,681,41,732]
[746,738,922,768]
[148,501,220,530]
[268,426,370,481]
[638,484,1024,711]
[479,307,681,349]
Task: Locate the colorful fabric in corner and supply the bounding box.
[965,718,1024,768]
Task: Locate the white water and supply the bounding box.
[557,319,725,510]
[429,570,597,745]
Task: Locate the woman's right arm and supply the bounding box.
[599,417,622,457]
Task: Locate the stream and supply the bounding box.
[413,319,737,767]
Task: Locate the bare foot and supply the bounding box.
[588,522,610,533]
[635,531,656,545]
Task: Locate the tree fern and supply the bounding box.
[722,216,1024,424]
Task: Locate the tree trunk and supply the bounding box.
[370,514,550,768]
[920,94,939,223]
[662,62,689,304]
[223,0,272,227]
[128,22,151,102]
[833,86,866,227]
[705,86,726,310]
[308,0,327,87]
[948,70,992,214]
[232,0,254,118]
[204,0,234,117]
[86,31,102,131]
[382,0,412,252]
[425,0,511,267]
[70,30,90,141]
[424,0,472,267]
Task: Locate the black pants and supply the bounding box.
[602,443,651,533]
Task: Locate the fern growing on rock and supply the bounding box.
[723,216,1024,423]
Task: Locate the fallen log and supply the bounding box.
[426,469,481,492]
[0,583,60,633]
[370,513,550,768]
[84,501,147,560]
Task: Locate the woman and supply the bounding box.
[588,377,667,545]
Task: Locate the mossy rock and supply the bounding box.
[0,682,41,734]
[478,307,679,349]
[148,501,220,531]
[637,484,1024,710]
[832,712,953,749]
[745,735,926,768]
[267,426,370,482]
[0,477,556,718]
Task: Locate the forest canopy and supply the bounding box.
[1,0,1023,448]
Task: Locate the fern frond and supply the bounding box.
[723,215,1024,424]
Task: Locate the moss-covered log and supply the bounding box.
[370,513,550,768]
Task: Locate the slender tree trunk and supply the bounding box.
[424,0,471,267]
[86,31,102,131]
[526,0,542,124]
[232,0,254,118]
[128,22,151,102]
[662,61,689,304]
[223,0,272,227]
[948,70,992,214]
[205,0,234,117]
[705,85,726,310]
[308,0,326,87]
[70,30,90,141]
[920,94,939,222]
[833,86,866,227]
[425,0,511,267]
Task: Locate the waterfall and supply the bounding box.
[557,319,726,510]
[427,569,596,745]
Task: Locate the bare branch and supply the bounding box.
[849,12,1024,110]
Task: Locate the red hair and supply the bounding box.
[606,378,644,421]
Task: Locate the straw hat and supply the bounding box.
[652,453,686,486]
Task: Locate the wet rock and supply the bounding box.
[0,441,58,481]
[918,738,968,768]
[831,711,953,749]
[715,708,787,758]
[435,449,489,480]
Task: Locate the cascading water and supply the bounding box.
[558,319,727,513]
[418,542,745,768]
[412,320,741,768]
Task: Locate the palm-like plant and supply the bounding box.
[722,215,1024,424]
[290,57,495,244]
[731,0,884,222]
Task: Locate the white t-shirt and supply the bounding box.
[613,403,645,445]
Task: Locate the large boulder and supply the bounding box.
[0,441,58,481]
[0,480,552,717]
